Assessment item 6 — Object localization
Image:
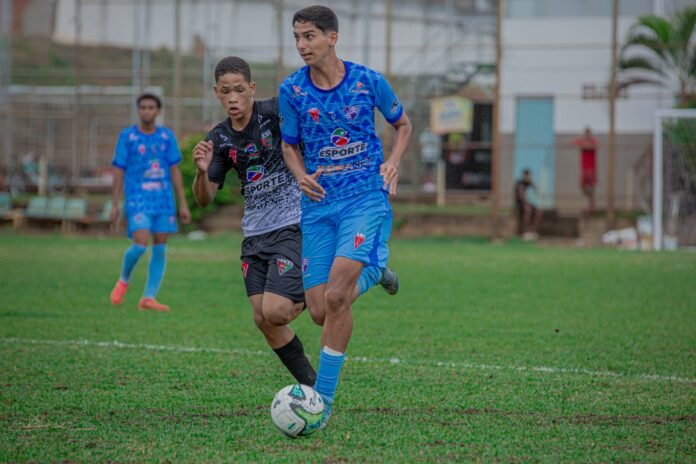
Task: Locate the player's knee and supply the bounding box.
[262,301,294,326]
[306,305,325,326]
[324,286,351,312]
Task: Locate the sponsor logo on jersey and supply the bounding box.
[302,258,309,274]
[390,99,400,114]
[308,107,320,123]
[350,81,370,94]
[138,144,146,155]
[144,159,165,179]
[319,128,367,160]
[331,128,350,146]
[354,233,366,249]
[219,133,229,142]
[141,181,163,191]
[129,133,139,141]
[343,105,359,120]
[291,85,307,98]
[228,148,238,164]
[160,131,169,140]
[317,158,371,176]
[261,130,273,148]
[245,142,260,158]
[241,261,249,278]
[246,165,266,182]
[243,172,289,196]
[277,258,294,276]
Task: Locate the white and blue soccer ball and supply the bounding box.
[270,384,325,438]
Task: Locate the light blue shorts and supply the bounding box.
[126,211,178,239]
[301,190,391,291]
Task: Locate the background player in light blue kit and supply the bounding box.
[279,5,412,429]
[109,93,191,312]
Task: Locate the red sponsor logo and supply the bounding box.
[229,149,238,164]
[138,144,146,155]
[241,261,249,278]
[309,107,320,123]
[354,233,366,249]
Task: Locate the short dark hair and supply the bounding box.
[137,92,162,109]
[522,168,530,176]
[214,56,251,83]
[293,5,338,33]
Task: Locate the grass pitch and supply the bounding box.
[1,232,694,462]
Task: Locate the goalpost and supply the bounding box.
[652,109,696,250]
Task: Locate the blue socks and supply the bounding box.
[314,346,346,414]
[144,244,167,298]
[357,266,383,296]
[119,243,147,283]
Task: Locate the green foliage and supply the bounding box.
[1,233,695,462]
[178,133,242,223]
[619,6,696,106]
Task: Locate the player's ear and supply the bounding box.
[249,81,256,96]
[213,85,219,97]
[328,31,338,46]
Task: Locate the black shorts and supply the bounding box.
[240,224,304,303]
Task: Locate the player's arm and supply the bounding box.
[192,140,220,207]
[380,113,413,195]
[110,167,124,225]
[170,165,191,224]
[282,141,325,202]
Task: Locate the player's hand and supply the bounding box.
[109,204,120,225]
[300,169,325,202]
[193,140,214,173]
[179,204,191,224]
[380,161,399,195]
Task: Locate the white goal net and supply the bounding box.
[653,109,696,250]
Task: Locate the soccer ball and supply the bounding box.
[270,384,325,438]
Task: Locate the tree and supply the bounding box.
[618,6,696,107]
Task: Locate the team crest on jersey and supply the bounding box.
[302,258,309,274]
[138,144,146,155]
[261,130,273,148]
[241,261,249,278]
[246,165,266,182]
[277,258,294,276]
[350,81,369,94]
[308,107,320,123]
[228,148,238,164]
[331,128,350,147]
[343,106,359,120]
[354,233,366,249]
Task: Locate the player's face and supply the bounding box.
[293,21,337,66]
[137,99,160,125]
[214,73,256,122]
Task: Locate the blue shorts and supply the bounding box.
[126,211,178,239]
[301,190,391,291]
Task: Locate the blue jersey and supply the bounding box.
[112,125,182,215]
[279,61,403,206]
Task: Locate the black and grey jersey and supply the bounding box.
[206,98,301,237]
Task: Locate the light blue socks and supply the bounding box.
[144,244,167,298]
[119,243,147,283]
[314,346,346,415]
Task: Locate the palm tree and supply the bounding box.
[618,6,696,107]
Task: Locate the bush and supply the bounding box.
[178,133,242,223]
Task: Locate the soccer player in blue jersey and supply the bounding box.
[109,93,191,311]
[279,5,412,429]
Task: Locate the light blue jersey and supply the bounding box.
[112,125,182,216]
[279,61,403,206]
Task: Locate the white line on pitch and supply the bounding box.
[1,337,693,384]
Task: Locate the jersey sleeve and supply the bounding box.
[374,74,404,124]
[165,129,183,166]
[278,83,301,144]
[111,130,128,169]
[205,130,231,189]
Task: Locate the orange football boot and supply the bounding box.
[110,280,128,305]
[138,297,171,312]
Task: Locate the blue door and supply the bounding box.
[514,98,555,208]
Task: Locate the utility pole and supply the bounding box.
[1,0,13,177]
[385,0,392,80]
[276,0,284,89]
[607,0,619,228]
[72,0,82,182]
[490,0,503,238]
[173,0,182,135]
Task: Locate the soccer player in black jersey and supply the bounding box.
[193,57,316,385]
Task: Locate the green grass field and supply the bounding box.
[1,232,694,462]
